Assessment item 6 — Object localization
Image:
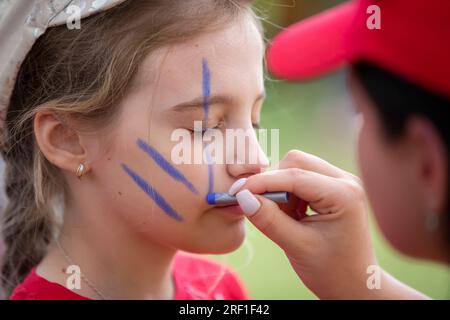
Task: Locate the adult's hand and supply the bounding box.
[232,150,427,299]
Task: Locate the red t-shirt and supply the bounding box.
[10,253,248,300]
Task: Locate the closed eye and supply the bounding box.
[187,121,224,136]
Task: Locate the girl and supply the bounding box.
[0,0,268,299]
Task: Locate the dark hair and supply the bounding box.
[352,61,450,247]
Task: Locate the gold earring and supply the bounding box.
[76,163,86,179]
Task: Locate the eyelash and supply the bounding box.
[187,122,261,135]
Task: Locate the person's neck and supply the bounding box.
[40,200,177,300]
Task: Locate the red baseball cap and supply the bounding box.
[267,0,450,99]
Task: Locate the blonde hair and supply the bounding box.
[0,0,260,296]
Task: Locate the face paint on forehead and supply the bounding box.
[202,58,214,197]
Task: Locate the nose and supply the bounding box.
[226,127,269,179]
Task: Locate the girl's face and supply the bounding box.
[87,17,267,254]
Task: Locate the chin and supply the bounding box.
[183,220,247,254]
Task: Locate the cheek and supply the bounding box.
[357,117,401,230]
[120,139,209,222]
[94,112,208,226]
[94,106,246,253]
[357,116,423,253]
[96,137,209,247]
[357,116,388,204]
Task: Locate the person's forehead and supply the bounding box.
[136,18,264,102]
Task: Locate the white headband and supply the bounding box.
[0,0,127,150]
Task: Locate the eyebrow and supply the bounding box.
[169,92,266,113]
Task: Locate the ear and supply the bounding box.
[404,116,448,216]
[33,110,89,175]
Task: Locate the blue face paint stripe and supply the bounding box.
[121,163,184,222]
[202,58,214,196]
[202,58,211,122]
[136,138,199,195]
[206,149,214,194]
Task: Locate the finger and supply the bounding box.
[235,190,312,251]
[243,168,342,209]
[278,150,348,179]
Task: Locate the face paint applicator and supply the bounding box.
[207,192,289,205]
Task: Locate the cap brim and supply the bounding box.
[267,1,358,81]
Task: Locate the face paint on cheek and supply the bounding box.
[121,163,184,222]
[136,138,198,194]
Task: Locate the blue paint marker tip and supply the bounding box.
[207,193,217,205]
[207,192,289,205]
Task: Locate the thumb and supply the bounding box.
[236,189,311,252]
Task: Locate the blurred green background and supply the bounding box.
[211,0,450,299]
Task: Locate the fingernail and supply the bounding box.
[236,189,260,217]
[228,177,247,195]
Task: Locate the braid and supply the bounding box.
[0,118,55,297]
